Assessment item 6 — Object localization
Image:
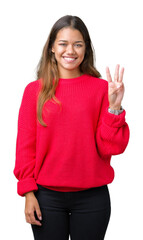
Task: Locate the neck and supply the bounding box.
[58,68,82,79]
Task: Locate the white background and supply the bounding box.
[0,0,142,239]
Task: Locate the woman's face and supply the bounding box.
[52,27,86,78]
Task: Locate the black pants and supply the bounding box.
[31,184,111,240]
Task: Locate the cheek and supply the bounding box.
[78,46,85,56]
[78,49,85,60]
[54,46,64,58]
[55,49,63,57]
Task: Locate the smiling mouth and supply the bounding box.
[62,56,77,63]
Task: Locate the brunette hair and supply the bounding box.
[36,15,101,127]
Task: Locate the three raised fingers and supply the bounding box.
[106,64,124,84]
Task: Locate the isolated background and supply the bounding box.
[0,0,142,239]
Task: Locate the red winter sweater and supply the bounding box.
[14,74,130,196]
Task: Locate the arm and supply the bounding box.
[13,82,38,197]
[96,91,130,158]
[96,64,130,158]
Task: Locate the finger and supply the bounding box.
[27,212,42,226]
[119,67,124,82]
[106,67,112,83]
[114,64,120,82]
[25,215,31,224]
[30,212,42,226]
[25,216,40,226]
[35,207,42,221]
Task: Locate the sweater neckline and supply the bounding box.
[58,73,90,84]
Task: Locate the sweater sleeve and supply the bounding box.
[13,82,38,196]
[96,89,130,159]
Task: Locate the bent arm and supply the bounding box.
[96,91,130,159]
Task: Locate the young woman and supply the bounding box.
[14,15,130,240]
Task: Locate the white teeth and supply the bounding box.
[63,57,76,62]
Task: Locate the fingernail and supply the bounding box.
[39,216,42,220]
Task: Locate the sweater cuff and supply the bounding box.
[103,107,126,128]
[17,178,38,197]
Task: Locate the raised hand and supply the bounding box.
[106,64,125,110]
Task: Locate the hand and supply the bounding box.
[106,64,125,110]
[25,191,42,226]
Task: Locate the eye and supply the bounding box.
[74,44,83,47]
[59,43,67,46]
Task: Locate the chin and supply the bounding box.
[63,63,81,70]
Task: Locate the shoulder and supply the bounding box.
[23,79,41,98]
[24,79,41,91]
[19,79,42,107]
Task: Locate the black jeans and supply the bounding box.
[31,184,111,240]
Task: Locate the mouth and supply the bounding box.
[62,56,77,63]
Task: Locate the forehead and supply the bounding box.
[55,27,84,42]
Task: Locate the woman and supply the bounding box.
[14,15,130,240]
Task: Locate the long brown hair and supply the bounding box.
[36,15,101,127]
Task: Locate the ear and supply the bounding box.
[52,46,55,53]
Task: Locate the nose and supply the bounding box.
[66,44,75,54]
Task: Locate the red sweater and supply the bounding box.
[14,74,130,196]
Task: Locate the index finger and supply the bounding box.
[106,67,112,83]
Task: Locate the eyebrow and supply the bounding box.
[58,40,84,43]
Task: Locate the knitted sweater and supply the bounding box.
[13,74,130,196]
